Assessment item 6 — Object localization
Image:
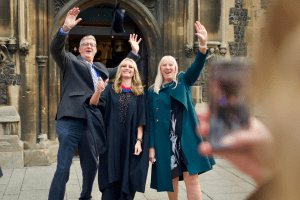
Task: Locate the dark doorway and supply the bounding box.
[67,6,148,88]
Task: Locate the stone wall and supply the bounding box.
[0,0,268,167]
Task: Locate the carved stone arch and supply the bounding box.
[50,0,163,85]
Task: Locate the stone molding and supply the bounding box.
[36,56,49,67]
[19,42,29,56]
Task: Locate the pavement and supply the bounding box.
[0,157,256,200]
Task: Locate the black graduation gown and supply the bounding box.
[97,85,149,194]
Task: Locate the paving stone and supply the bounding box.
[0,169,12,184]
[0,185,7,192]
[19,190,50,200]
[208,192,251,200]
[0,158,256,200]
[1,194,18,200]
[4,169,25,195]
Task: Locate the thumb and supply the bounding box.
[75,18,82,25]
[105,79,109,84]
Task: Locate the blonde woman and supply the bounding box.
[148,21,215,200]
[89,58,149,200]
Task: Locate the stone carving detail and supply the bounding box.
[0,63,21,105]
[184,44,194,57]
[19,42,29,56]
[54,0,71,16]
[139,0,157,19]
[219,47,227,56]
[228,0,251,57]
[0,39,21,105]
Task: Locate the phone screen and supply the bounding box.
[208,59,252,149]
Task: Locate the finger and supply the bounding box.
[105,79,109,84]
[135,147,138,155]
[75,18,82,25]
[134,34,138,41]
[198,141,213,156]
[137,38,142,44]
[197,109,210,121]
[199,121,210,137]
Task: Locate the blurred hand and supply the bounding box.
[149,147,156,164]
[63,7,82,31]
[134,141,142,156]
[197,109,274,186]
[96,77,109,92]
[128,34,142,55]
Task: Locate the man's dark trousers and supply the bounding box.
[48,117,97,200]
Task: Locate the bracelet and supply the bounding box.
[136,138,143,143]
[63,24,72,30]
[199,43,207,49]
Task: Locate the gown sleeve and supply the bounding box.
[137,93,147,127]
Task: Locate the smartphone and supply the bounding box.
[208,59,252,149]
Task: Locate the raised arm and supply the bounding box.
[50,7,82,72]
[107,34,141,78]
[183,21,208,86]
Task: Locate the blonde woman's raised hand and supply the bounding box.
[194,21,208,52]
[129,34,142,55]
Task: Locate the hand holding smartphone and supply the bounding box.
[208,59,252,149]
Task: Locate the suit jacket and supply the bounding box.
[50,29,139,120]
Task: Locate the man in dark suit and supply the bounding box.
[48,7,141,200]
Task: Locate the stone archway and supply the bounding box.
[48,0,163,140]
[50,0,163,84]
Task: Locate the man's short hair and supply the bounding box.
[79,35,97,47]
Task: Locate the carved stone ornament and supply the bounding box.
[184,44,194,57]
[219,47,227,56]
[54,0,71,16]
[8,38,18,54]
[0,45,12,63]
[139,0,157,19]
[19,42,29,56]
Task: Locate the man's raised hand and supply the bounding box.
[63,7,82,32]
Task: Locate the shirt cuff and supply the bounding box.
[59,26,69,35]
[131,51,138,56]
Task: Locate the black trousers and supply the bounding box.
[101,182,136,200]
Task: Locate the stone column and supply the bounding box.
[220,0,227,56]
[48,0,59,141]
[36,56,48,139]
[184,0,195,58]
[36,0,49,141]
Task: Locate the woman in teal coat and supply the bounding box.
[148,21,215,200]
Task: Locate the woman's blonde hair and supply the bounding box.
[113,58,144,96]
[153,56,178,94]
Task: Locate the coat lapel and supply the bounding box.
[77,55,94,87]
[169,74,188,109]
[93,62,109,80]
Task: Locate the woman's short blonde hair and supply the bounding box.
[113,58,144,96]
[153,55,178,94]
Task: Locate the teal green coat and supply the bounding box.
[148,51,215,192]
